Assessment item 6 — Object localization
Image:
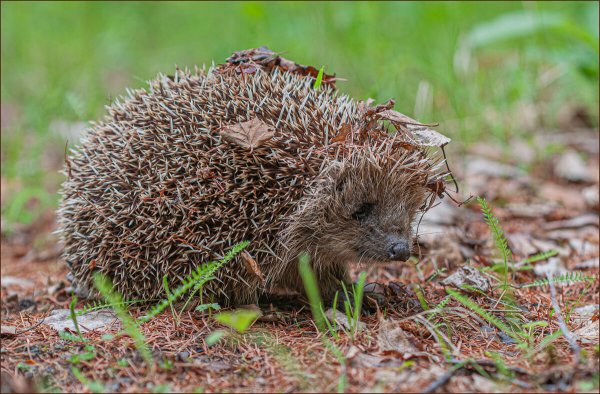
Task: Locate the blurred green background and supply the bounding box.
[1,1,598,230]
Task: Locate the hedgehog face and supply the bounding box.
[319,155,427,264]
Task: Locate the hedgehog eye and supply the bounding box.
[352,203,374,221]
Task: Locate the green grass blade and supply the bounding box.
[313,66,324,90]
[298,253,326,332]
[93,273,154,366]
[447,288,526,346]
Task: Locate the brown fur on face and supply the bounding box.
[272,147,428,300]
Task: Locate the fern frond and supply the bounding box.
[138,241,249,324]
[427,295,452,320]
[447,288,525,345]
[435,295,452,310]
[477,197,513,291]
[522,272,596,288]
[93,273,153,366]
[477,197,512,266]
[76,299,147,316]
[518,250,558,265]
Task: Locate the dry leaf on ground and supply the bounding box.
[324,308,366,332]
[377,318,427,359]
[1,325,17,337]
[440,266,490,293]
[554,150,593,183]
[44,309,120,333]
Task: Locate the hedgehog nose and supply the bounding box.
[389,240,411,261]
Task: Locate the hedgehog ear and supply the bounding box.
[327,161,351,192]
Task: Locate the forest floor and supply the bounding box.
[1,128,599,393]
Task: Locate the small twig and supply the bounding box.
[457,358,529,375]
[440,145,459,194]
[547,273,582,362]
[423,361,466,393]
[16,318,46,335]
[424,356,531,393]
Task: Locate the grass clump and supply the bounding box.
[299,253,367,339]
[298,254,371,392]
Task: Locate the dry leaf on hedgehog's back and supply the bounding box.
[377,109,421,126]
[226,46,338,85]
[220,117,275,149]
[365,99,395,116]
[330,123,352,143]
[376,109,451,148]
[405,126,452,148]
[240,251,265,283]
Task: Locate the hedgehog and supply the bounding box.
[58,47,451,305]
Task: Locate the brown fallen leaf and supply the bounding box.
[1,325,17,337]
[346,345,387,368]
[240,251,265,283]
[1,276,34,288]
[324,308,366,332]
[44,309,120,333]
[506,233,540,257]
[505,203,558,219]
[220,118,275,150]
[573,320,599,344]
[440,266,491,293]
[573,257,599,270]
[378,318,422,356]
[583,185,599,208]
[554,149,594,183]
[539,183,586,210]
[533,257,567,277]
[543,213,599,231]
[0,371,36,393]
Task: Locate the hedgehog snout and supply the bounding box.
[386,235,411,261]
